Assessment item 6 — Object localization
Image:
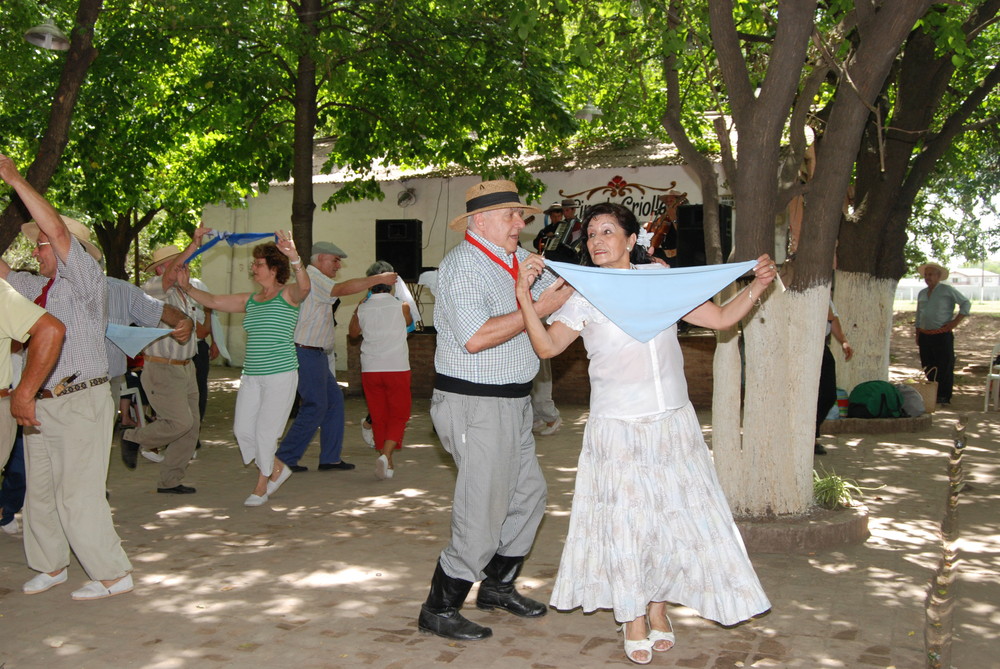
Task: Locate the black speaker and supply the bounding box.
[674,204,733,267]
[375,219,422,282]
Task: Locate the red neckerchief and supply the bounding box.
[464,232,518,282]
[34,276,55,307]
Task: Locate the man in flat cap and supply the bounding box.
[915,262,970,406]
[274,241,397,474]
[417,180,571,641]
[0,153,133,600]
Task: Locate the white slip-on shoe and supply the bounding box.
[538,416,562,436]
[71,574,134,601]
[23,570,68,595]
[244,493,269,507]
[361,422,375,447]
[266,465,293,495]
[140,449,165,463]
[1,517,18,535]
[375,454,389,480]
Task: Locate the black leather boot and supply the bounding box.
[418,562,493,640]
[476,554,547,617]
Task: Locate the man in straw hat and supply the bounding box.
[915,262,970,406]
[417,180,571,641]
[117,245,202,494]
[0,154,133,600]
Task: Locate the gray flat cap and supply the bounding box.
[312,241,348,258]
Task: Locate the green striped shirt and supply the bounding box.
[242,291,299,376]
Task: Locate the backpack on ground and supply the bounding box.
[894,384,925,418]
[848,381,907,419]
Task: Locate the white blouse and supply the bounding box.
[550,291,689,418]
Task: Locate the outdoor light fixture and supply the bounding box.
[575,102,604,122]
[24,20,70,51]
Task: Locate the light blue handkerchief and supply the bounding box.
[105,323,175,358]
[545,260,757,342]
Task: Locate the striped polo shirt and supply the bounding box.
[242,291,299,376]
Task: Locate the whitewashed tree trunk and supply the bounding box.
[714,285,829,516]
[832,270,899,393]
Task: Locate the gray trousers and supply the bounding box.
[431,389,547,583]
[530,358,560,423]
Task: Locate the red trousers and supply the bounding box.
[361,371,412,451]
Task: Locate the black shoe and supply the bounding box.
[120,433,140,470]
[476,554,547,618]
[289,465,308,473]
[814,443,827,455]
[418,562,492,641]
[318,461,355,471]
[157,485,196,494]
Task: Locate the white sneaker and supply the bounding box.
[361,422,375,447]
[538,417,562,436]
[1,518,18,535]
[141,449,165,463]
[531,418,546,433]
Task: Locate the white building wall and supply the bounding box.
[202,163,711,369]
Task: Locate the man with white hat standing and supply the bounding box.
[274,241,397,474]
[0,153,133,600]
[417,180,571,641]
[118,245,202,493]
[915,262,971,406]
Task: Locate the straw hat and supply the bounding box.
[917,262,949,281]
[144,245,183,272]
[21,216,102,262]
[448,180,542,231]
[543,201,562,215]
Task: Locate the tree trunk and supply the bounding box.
[289,0,320,256]
[0,0,102,250]
[715,287,827,515]
[831,269,898,393]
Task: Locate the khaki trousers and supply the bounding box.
[23,384,132,580]
[0,397,15,470]
[125,362,199,488]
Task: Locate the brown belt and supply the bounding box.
[144,355,191,366]
[295,344,324,351]
[37,375,109,399]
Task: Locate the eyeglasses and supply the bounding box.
[251,260,268,268]
[36,242,51,247]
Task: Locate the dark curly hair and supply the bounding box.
[579,202,647,266]
[253,242,290,284]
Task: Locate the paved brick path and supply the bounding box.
[0,367,996,668]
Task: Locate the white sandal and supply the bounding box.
[648,612,675,652]
[620,624,654,665]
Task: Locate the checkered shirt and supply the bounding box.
[433,233,553,385]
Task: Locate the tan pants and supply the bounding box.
[23,384,132,581]
[124,362,199,488]
[0,397,15,470]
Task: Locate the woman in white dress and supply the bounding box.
[515,202,774,664]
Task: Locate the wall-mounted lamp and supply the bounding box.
[575,102,604,122]
[24,20,70,51]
